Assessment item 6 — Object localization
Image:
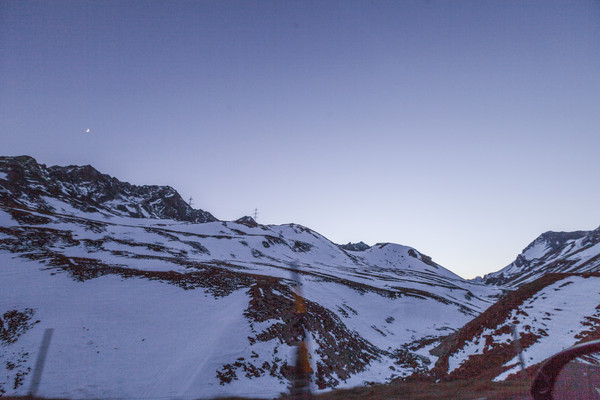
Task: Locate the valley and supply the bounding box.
[1,155,599,399]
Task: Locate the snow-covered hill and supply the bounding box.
[429,273,600,383]
[0,156,502,398]
[484,229,600,287]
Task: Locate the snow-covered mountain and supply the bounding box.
[428,273,600,383]
[484,229,600,287]
[0,155,502,398]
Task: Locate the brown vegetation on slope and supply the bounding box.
[430,273,600,382]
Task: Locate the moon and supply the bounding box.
[85,129,90,133]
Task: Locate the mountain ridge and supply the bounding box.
[0,155,217,223]
[2,155,600,398]
[484,227,600,287]
[0,155,502,398]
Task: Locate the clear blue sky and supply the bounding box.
[1,0,599,278]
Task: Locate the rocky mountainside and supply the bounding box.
[484,229,600,287]
[0,155,502,398]
[0,155,216,223]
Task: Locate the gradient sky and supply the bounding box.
[1,0,599,278]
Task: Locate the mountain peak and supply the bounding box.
[484,228,600,286]
[338,241,370,252]
[235,215,258,228]
[536,230,588,246]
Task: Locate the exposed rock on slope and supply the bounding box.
[338,242,370,252]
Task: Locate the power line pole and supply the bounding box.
[188,196,193,208]
[254,208,259,220]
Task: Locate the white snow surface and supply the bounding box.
[0,206,504,398]
[0,255,282,399]
[521,240,550,261]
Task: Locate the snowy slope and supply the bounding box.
[483,229,600,287]
[1,256,267,399]
[428,273,600,383]
[0,156,503,398]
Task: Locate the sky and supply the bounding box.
[1,0,599,279]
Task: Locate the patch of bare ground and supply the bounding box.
[212,397,281,400]
[209,378,532,400]
[4,380,534,400]
[306,378,532,400]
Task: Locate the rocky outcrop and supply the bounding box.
[338,241,371,252]
[483,228,600,287]
[0,155,217,223]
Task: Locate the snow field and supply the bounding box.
[0,254,287,399]
[0,205,504,398]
